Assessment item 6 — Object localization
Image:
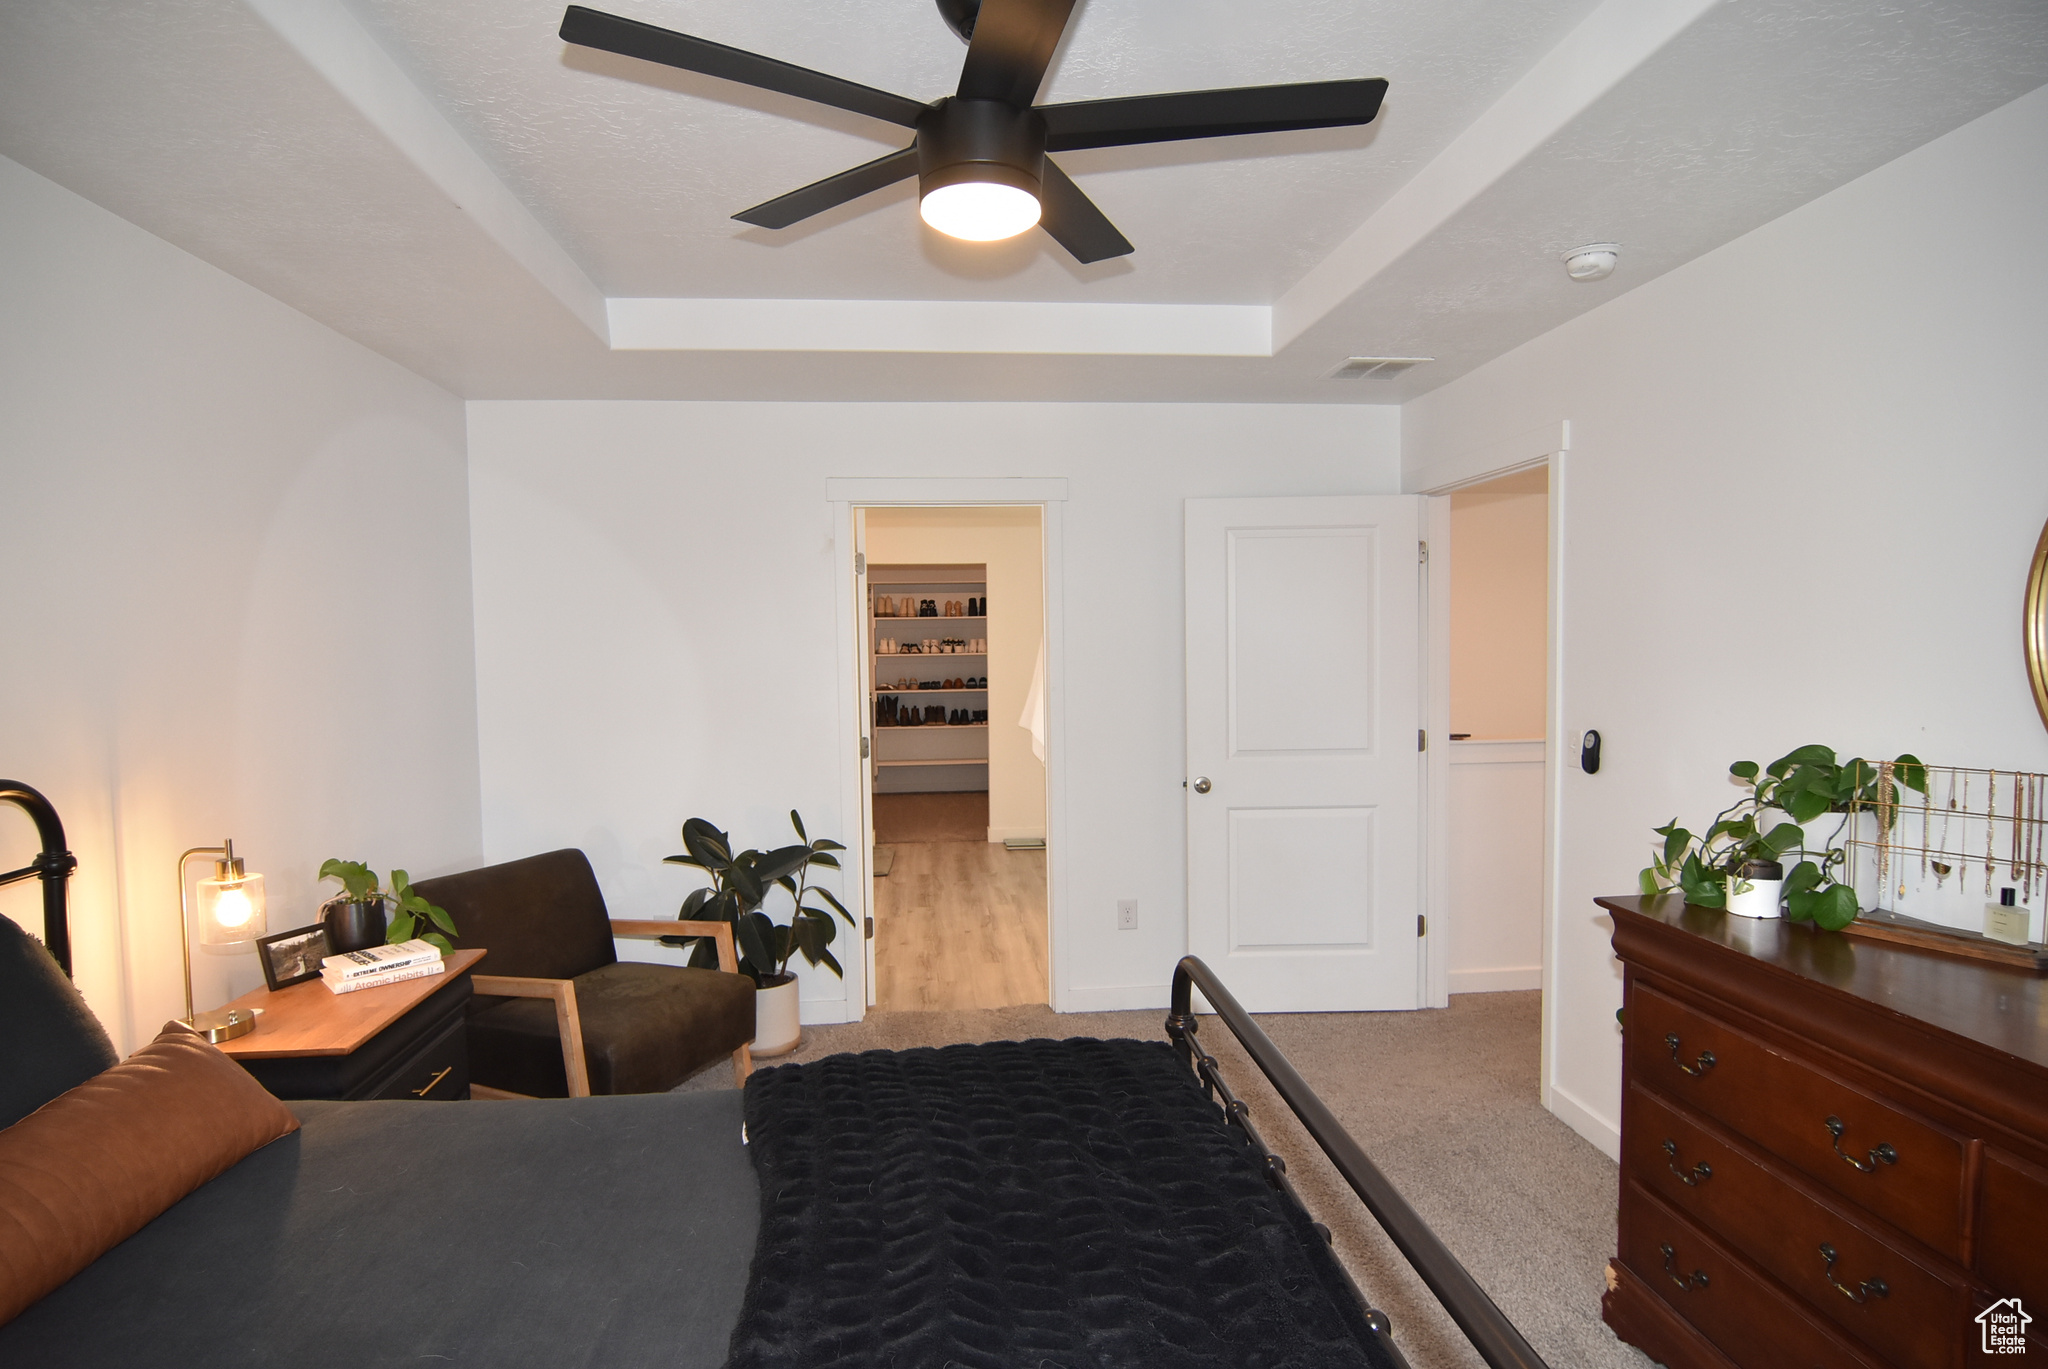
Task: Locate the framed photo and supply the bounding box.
[257,923,332,991]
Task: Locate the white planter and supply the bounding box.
[752,974,802,1057]
[1725,878,1784,919]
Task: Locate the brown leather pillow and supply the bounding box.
[0,1021,300,1326]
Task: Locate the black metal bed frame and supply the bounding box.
[1,780,77,978]
[1167,955,1552,1369]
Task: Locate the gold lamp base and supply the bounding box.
[184,1006,258,1044]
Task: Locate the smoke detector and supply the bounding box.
[1562,243,1620,281]
[1330,356,1433,380]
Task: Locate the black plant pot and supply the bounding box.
[323,899,387,954]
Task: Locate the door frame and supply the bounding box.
[825,478,1069,1019]
[1414,424,1570,1122]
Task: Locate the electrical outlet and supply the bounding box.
[1117,899,1138,930]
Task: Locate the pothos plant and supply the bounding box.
[317,860,459,954]
[661,811,852,986]
[1641,744,1927,930]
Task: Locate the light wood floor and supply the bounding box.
[874,840,1047,1011]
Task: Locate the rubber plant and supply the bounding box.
[661,811,852,985]
[1640,744,1927,930]
[316,860,459,953]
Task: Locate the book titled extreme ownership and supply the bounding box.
[321,958,446,996]
[322,938,441,981]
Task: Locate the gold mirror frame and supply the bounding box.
[2029,515,2048,732]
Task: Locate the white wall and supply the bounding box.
[1403,85,2048,1157]
[1449,468,1547,740]
[865,506,1046,838]
[465,401,1399,1019]
[0,155,481,1053]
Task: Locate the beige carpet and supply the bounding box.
[681,992,1650,1369]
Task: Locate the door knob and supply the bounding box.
[1192,777,1212,794]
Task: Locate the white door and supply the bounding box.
[1184,496,1425,1012]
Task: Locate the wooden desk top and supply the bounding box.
[1599,893,2048,1072]
[215,949,486,1059]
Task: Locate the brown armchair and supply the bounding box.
[412,849,755,1097]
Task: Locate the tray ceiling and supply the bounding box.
[1,0,2043,401]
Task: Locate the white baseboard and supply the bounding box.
[1546,1082,1621,1161]
[986,825,1047,843]
[1056,982,1172,1013]
[1448,965,1542,994]
[797,998,857,1025]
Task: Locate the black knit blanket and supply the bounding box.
[724,1037,1396,1369]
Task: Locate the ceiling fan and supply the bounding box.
[558,0,1387,263]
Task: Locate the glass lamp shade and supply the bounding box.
[919,180,1041,242]
[197,871,266,945]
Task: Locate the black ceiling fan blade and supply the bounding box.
[1036,157,1132,264]
[732,146,921,229]
[956,0,1078,106]
[560,6,927,128]
[1041,78,1387,152]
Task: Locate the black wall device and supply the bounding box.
[1580,730,1602,774]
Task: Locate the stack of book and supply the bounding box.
[321,939,446,995]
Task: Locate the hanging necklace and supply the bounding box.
[1986,771,2000,895]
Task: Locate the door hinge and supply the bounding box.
[1418,914,1427,938]
[854,552,865,574]
[1419,540,1428,564]
[860,736,870,759]
[864,916,874,940]
[1418,729,1427,752]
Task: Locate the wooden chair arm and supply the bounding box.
[609,919,740,975]
[470,975,591,1098]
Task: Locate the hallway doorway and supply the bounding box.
[859,506,1048,1012]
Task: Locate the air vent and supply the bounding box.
[1330,356,1433,380]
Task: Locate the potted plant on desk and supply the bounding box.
[317,859,458,955]
[1640,744,1926,929]
[662,811,851,1056]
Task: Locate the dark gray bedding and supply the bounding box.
[0,1090,758,1369]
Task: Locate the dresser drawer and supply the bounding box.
[1625,1084,1971,1369]
[1630,985,1968,1256]
[1978,1149,2047,1323]
[1620,1180,1885,1369]
[359,1011,470,1101]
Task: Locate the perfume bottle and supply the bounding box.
[1984,886,2033,947]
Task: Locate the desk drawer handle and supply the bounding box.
[1823,1116,1898,1172]
[1664,1033,1716,1077]
[1659,1243,1709,1292]
[410,1066,453,1097]
[1818,1243,1888,1304]
[1661,1139,1712,1186]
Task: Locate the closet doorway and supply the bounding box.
[1443,465,1549,996]
[860,506,1048,1012]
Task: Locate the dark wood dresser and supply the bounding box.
[1599,894,2047,1369]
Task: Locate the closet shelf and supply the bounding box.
[873,757,988,768]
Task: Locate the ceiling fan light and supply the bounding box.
[920,180,1041,242]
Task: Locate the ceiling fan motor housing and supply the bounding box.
[917,98,1046,199]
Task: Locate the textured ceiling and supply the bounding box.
[0,0,2044,402]
[345,0,1602,302]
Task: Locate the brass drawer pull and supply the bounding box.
[1661,1139,1712,1186]
[410,1066,453,1097]
[1823,1116,1898,1172]
[1818,1243,1888,1304]
[1665,1032,1716,1077]
[1659,1243,1710,1292]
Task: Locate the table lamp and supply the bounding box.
[177,838,267,1042]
